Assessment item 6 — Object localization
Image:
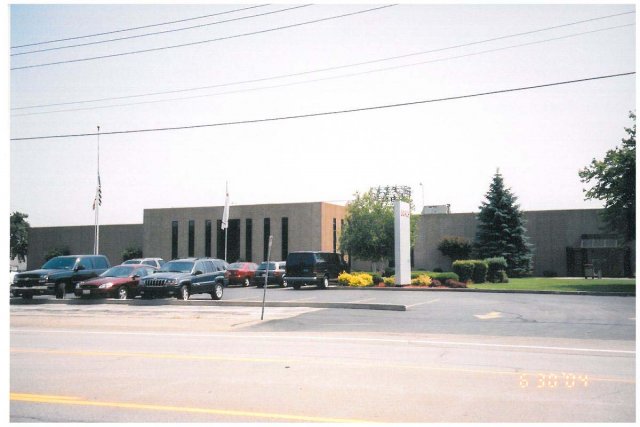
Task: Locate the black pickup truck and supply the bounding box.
[10,255,111,299]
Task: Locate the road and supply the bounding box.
[10,288,636,422]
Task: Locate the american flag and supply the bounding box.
[221,182,229,230]
[92,173,102,210]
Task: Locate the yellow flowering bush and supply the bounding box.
[338,272,373,287]
[383,277,395,286]
[411,274,432,286]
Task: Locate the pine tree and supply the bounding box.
[475,171,533,277]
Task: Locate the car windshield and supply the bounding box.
[101,266,136,278]
[159,261,194,273]
[41,256,76,270]
[257,262,278,270]
[122,259,141,264]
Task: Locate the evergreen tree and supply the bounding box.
[474,171,533,277]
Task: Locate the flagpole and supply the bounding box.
[224,182,228,262]
[221,181,230,262]
[95,125,100,255]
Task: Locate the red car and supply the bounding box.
[224,262,258,287]
[74,264,157,299]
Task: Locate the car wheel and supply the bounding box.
[55,282,66,299]
[117,286,129,300]
[243,278,250,287]
[178,285,189,300]
[318,276,329,289]
[212,283,223,300]
[281,278,288,288]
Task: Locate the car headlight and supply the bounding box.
[39,276,48,284]
[99,282,114,289]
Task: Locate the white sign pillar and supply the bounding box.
[394,200,411,286]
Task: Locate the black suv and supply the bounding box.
[285,251,349,290]
[137,258,228,300]
[11,255,111,299]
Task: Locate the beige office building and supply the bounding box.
[26,203,634,277]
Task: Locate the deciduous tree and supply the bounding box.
[579,111,635,242]
[10,211,30,262]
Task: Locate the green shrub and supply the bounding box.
[452,260,475,282]
[485,257,508,283]
[426,272,459,282]
[471,260,488,284]
[437,236,472,261]
[371,273,383,285]
[499,271,509,283]
[383,267,395,277]
[432,267,443,273]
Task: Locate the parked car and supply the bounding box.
[122,257,165,268]
[224,262,258,287]
[74,264,157,299]
[285,251,349,290]
[253,261,287,288]
[11,255,111,299]
[137,258,227,300]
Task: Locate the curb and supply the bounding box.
[329,286,635,297]
[9,298,407,312]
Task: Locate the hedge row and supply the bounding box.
[452,257,509,283]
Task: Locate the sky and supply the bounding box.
[7,2,637,228]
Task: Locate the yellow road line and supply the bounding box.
[10,392,370,423]
[11,347,635,384]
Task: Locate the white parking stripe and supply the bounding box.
[407,298,440,308]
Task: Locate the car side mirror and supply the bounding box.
[132,274,140,279]
[73,265,85,272]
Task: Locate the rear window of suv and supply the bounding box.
[287,253,315,266]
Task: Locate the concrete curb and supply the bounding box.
[329,286,635,297]
[9,298,407,311]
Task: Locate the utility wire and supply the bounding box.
[11,10,633,110]
[11,4,270,49]
[10,5,397,71]
[12,5,312,56]
[11,23,634,118]
[10,72,634,141]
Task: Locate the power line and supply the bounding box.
[10,4,271,49]
[12,5,313,56]
[11,23,634,118]
[10,5,397,71]
[11,10,633,110]
[10,72,634,141]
